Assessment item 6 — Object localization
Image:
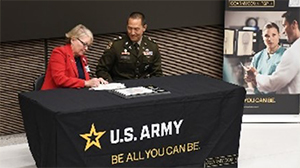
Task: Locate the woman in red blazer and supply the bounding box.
[41,24,107,90]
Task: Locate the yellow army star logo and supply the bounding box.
[80,123,106,151]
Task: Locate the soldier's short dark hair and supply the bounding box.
[282,9,300,30]
[128,12,147,26]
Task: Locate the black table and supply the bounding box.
[19,74,245,167]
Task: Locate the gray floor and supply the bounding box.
[1,123,300,168]
[0,133,28,147]
[0,133,35,168]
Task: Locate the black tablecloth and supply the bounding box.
[19,74,245,167]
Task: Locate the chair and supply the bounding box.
[33,74,45,91]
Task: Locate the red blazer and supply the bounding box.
[41,44,90,90]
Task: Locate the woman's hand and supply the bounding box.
[98,78,109,84]
[244,67,257,84]
[84,78,108,87]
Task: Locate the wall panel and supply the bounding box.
[0,40,45,135]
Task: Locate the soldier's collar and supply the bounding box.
[130,37,142,46]
[125,36,143,48]
[137,38,143,46]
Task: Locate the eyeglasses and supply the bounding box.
[77,38,91,49]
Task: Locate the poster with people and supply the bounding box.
[223,0,300,121]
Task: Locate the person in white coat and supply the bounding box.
[245,9,300,94]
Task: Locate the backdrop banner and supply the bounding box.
[223,0,300,115]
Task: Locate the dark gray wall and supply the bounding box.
[1,0,224,42]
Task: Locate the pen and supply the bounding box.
[240,62,248,70]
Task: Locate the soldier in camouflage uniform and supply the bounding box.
[96,12,163,82]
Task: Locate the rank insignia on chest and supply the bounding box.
[120,55,131,60]
[121,49,130,55]
[143,50,153,56]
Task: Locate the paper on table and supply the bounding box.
[114,86,154,96]
[90,83,126,90]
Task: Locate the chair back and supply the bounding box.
[33,74,45,91]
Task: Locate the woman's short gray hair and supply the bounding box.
[65,24,93,44]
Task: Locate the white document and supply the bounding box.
[114,86,153,97]
[91,83,126,91]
